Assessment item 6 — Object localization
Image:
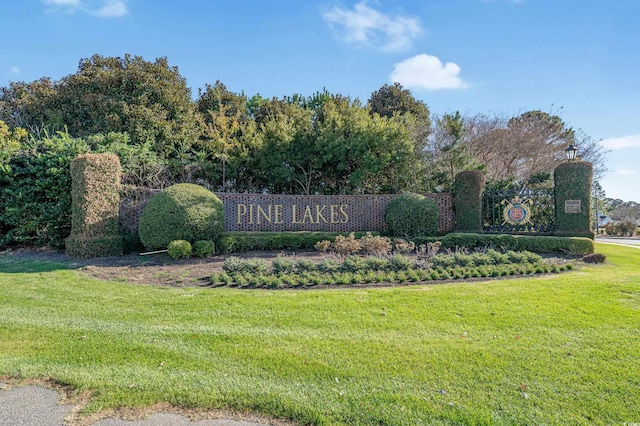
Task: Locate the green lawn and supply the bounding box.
[1,243,639,425]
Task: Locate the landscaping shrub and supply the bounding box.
[431,254,456,269]
[554,161,593,237]
[222,256,245,274]
[314,240,331,253]
[244,258,270,274]
[359,232,391,257]
[167,240,192,259]
[295,258,317,273]
[582,253,606,264]
[318,258,341,273]
[0,133,90,248]
[66,153,123,258]
[364,257,389,271]
[193,240,216,257]
[413,233,593,255]
[453,170,485,232]
[388,254,414,271]
[218,231,375,254]
[272,256,295,274]
[138,183,224,250]
[331,233,361,257]
[393,238,415,254]
[342,255,368,273]
[385,193,439,238]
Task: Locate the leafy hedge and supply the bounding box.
[453,170,485,232]
[384,193,439,237]
[218,231,377,254]
[0,133,90,248]
[217,231,592,255]
[66,153,122,258]
[138,183,225,250]
[554,161,593,237]
[411,233,593,255]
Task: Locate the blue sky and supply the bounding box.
[2,0,639,202]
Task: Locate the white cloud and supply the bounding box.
[8,66,21,76]
[390,53,469,91]
[617,169,637,176]
[322,1,422,52]
[601,134,640,150]
[42,0,128,18]
[92,0,128,17]
[43,0,81,5]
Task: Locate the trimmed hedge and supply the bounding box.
[138,183,225,250]
[384,193,439,237]
[554,161,593,238]
[218,231,377,254]
[412,232,593,255]
[453,170,485,232]
[66,153,122,258]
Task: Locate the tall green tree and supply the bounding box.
[367,83,432,191]
[197,81,261,191]
[61,54,199,155]
[0,78,58,136]
[313,97,414,194]
[430,111,484,191]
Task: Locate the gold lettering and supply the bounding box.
[292,205,301,224]
[302,205,314,224]
[237,204,247,225]
[257,205,271,224]
[274,205,283,224]
[330,205,340,224]
[249,204,254,225]
[315,205,328,223]
[340,204,349,223]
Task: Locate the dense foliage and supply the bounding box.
[554,161,593,237]
[384,193,439,237]
[66,153,123,258]
[0,132,90,248]
[0,54,608,197]
[453,170,485,232]
[138,183,225,250]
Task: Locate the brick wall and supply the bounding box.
[119,188,455,234]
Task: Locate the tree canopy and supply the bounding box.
[0,54,610,198]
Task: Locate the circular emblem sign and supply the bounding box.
[503,198,532,225]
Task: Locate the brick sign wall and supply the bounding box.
[119,189,455,234]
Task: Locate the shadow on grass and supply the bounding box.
[0,257,74,274]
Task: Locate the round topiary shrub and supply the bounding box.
[385,193,439,238]
[167,240,192,259]
[138,183,225,250]
[193,240,216,257]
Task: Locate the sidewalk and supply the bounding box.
[0,382,274,426]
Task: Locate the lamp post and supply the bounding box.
[565,144,578,161]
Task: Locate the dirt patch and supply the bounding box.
[1,247,578,288]
[1,247,333,287]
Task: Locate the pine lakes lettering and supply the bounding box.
[236,203,349,225]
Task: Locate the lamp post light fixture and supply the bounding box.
[565,144,578,161]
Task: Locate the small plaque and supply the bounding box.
[564,200,581,213]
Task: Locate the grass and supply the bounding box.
[0,243,639,425]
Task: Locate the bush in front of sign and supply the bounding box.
[167,240,192,259]
[138,183,224,250]
[384,193,439,238]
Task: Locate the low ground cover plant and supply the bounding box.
[210,249,571,288]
